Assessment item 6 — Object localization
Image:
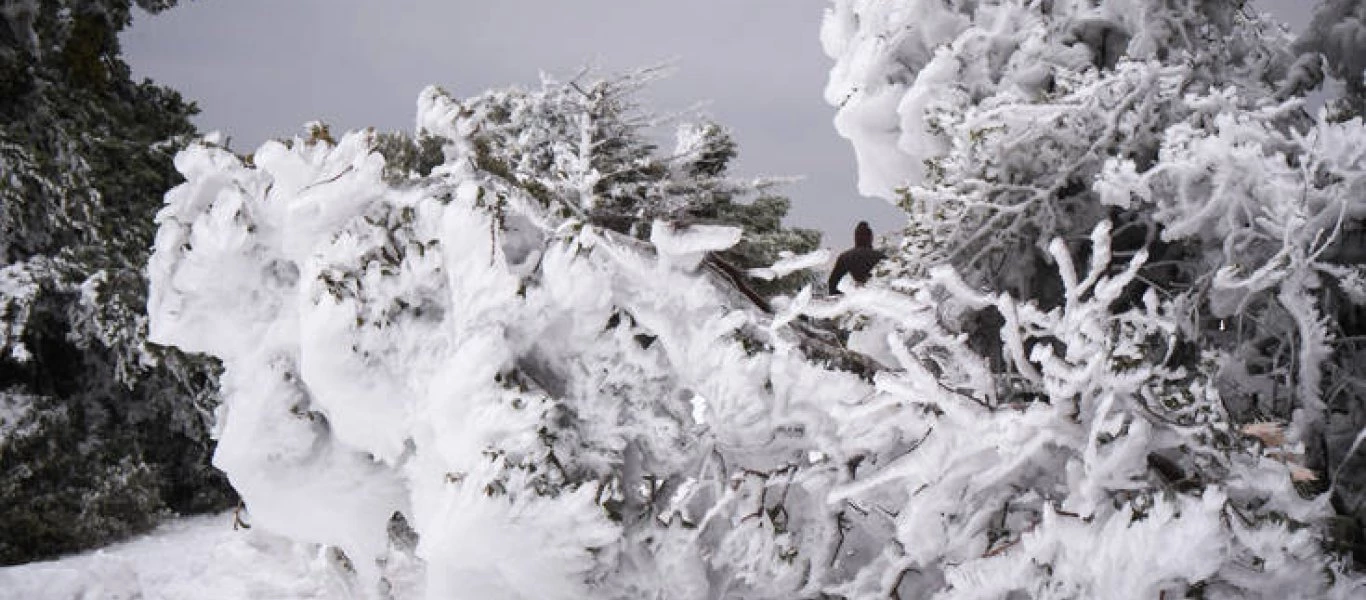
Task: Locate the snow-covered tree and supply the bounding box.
[822,0,1366,587]
[149,74,839,598]
[0,0,232,564]
[144,2,1366,598]
[149,64,1366,600]
[428,71,822,299]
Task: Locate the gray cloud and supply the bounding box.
[121,0,1307,248]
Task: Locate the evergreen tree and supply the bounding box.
[399,71,821,299]
[140,3,1366,598]
[146,71,834,596]
[824,0,1366,585]
[0,0,232,564]
[147,49,1366,596]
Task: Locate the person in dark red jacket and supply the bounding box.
[828,221,886,294]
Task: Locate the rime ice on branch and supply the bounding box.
[822,0,1366,595]
[149,73,853,598]
[148,1,1366,593]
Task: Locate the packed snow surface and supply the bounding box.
[0,514,398,600]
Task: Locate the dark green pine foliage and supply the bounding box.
[0,0,233,565]
[395,72,822,299]
[670,123,823,298]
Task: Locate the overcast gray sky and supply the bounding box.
[121,0,1311,248]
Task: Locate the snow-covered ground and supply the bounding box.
[0,514,362,600]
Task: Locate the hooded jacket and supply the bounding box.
[828,222,885,294]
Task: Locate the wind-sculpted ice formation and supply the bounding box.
[149,67,1363,597]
